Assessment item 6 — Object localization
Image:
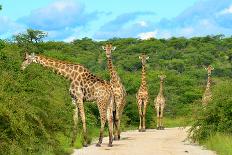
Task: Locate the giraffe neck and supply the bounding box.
[205,74,211,91]
[35,55,75,80]
[141,64,147,86]
[158,81,163,95]
[107,56,119,82]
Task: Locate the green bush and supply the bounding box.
[190,80,232,142]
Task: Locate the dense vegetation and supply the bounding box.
[0,32,231,154]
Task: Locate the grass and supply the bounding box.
[202,133,232,155]
[148,116,193,129]
[164,117,193,128]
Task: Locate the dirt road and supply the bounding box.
[72,127,216,155]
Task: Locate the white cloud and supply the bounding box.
[0,16,25,38]
[177,27,194,37]
[18,0,99,31]
[137,31,157,40]
[64,36,76,42]
[137,21,148,27]
[219,5,232,15]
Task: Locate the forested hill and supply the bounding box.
[0,35,231,154]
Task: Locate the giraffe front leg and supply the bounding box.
[138,100,143,132]
[156,106,160,130]
[71,104,78,146]
[142,102,147,132]
[77,98,88,147]
[160,106,165,130]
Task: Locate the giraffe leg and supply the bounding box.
[156,106,160,130]
[117,111,122,140]
[137,100,142,132]
[96,103,107,147]
[113,110,119,140]
[107,101,114,147]
[71,104,78,146]
[113,100,120,140]
[142,101,147,132]
[160,106,165,130]
[77,98,88,147]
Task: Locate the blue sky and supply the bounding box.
[0,0,232,41]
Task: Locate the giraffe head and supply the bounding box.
[159,75,166,83]
[139,53,149,65]
[204,65,214,76]
[21,52,36,70]
[102,44,116,58]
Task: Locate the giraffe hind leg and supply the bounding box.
[96,101,107,147]
[113,110,119,140]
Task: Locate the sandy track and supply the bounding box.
[72,127,216,155]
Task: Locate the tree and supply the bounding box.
[14,29,47,53]
[0,5,2,10]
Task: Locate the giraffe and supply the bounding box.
[21,53,114,147]
[154,75,166,130]
[136,53,149,132]
[102,44,126,140]
[202,65,214,106]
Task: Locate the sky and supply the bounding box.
[0,0,232,41]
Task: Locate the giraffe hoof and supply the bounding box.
[96,143,101,147]
[108,143,113,147]
[156,127,160,130]
[114,136,119,141]
[138,129,142,132]
[83,144,88,147]
[142,129,146,132]
[161,126,165,130]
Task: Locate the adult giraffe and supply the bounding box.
[21,53,114,147]
[102,44,126,140]
[136,54,149,132]
[154,75,166,130]
[202,65,214,106]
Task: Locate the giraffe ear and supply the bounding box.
[163,75,166,78]
[31,53,35,57]
[102,46,106,50]
[139,56,141,59]
[25,52,29,58]
[211,66,214,70]
[112,46,116,51]
[146,56,149,60]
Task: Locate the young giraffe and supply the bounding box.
[202,65,214,106]
[136,54,149,132]
[102,44,126,140]
[21,53,114,147]
[154,75,166,130]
